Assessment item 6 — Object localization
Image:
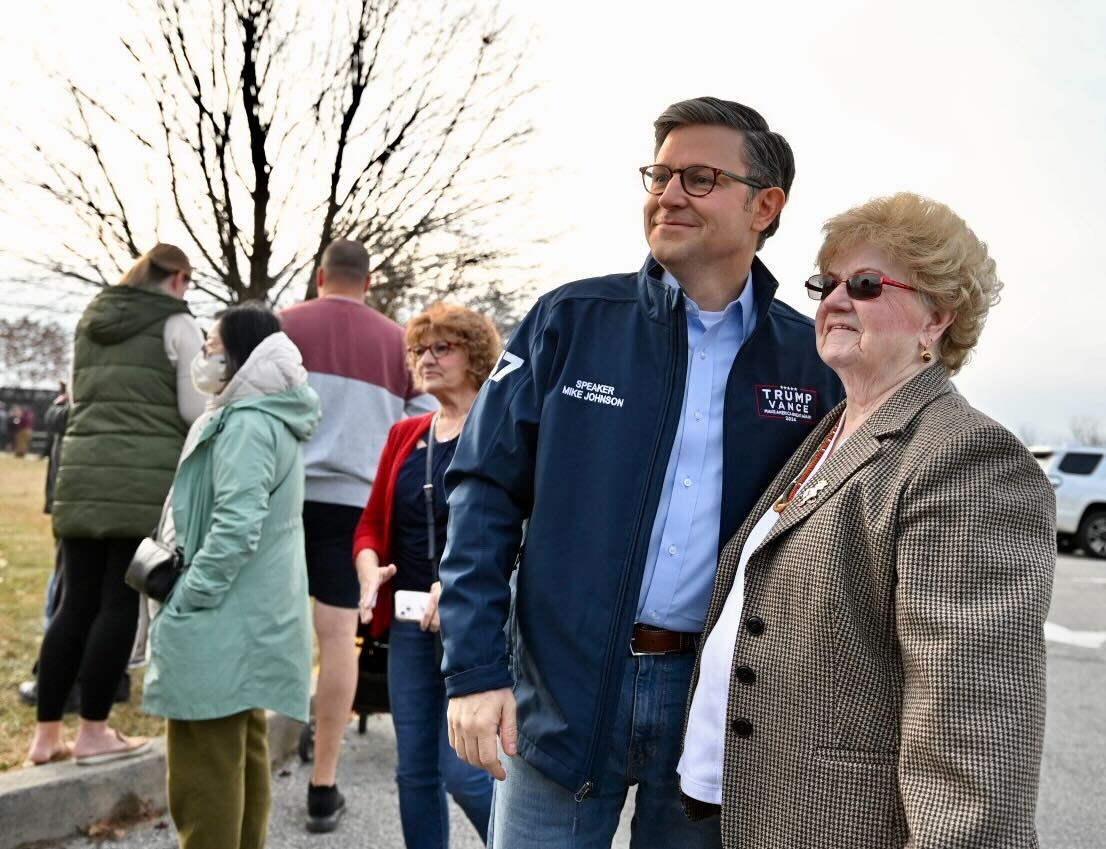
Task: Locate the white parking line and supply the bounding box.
[1044,622,1106,649]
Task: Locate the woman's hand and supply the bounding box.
[355,549,397,624]
[420,581,442,633]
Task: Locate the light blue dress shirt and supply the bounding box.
[636,269,757,632]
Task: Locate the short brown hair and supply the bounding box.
[118,243,191,287]
[321,238,370,284]
[405,303,501,389]
[816,192,1002,374]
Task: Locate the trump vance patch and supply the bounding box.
[755,384,817,424]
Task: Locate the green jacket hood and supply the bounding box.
[225,384,321,443]
[81,285,191,345]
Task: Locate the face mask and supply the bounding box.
[191,352,228,395]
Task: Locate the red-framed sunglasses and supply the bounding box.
[805,272,916,301]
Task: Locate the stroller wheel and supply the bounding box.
[298,720,315,762]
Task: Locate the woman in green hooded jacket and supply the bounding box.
[144,303,320,849]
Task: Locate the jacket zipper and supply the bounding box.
[574,291,688,800]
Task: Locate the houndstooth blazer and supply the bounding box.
[690,364,1055,848]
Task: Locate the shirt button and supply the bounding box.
[693,410,703,421]
[698,350,707,360]
[667,545,678,556]
[682,477,692,488]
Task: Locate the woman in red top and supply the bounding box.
[353,302,500,849]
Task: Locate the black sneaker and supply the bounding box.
[306,783,346,833]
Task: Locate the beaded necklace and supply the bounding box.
[772,415,844,513]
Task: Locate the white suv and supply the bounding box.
[1031,445,1106,558]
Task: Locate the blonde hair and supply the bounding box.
[816,193,1001,374]
[119,243,191,288]
[406,302,501,389]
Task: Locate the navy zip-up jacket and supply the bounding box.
[439,255,844,797]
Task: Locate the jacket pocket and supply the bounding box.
[815,746,899,765]
[808,753,907,848]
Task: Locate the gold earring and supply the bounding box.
[920,344,933,363]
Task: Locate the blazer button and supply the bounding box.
[746,616,765,636]
[731,718,754,738]
[734,665,756,686]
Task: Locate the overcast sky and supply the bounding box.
[1,0,1104,441]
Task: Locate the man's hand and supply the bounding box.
[447,688,517,780]
[420,581,441,632]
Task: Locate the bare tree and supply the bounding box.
[4,0,535,318]
[0,318,71,386]
[1070,417,1106,446]
[1016,424,1040,447]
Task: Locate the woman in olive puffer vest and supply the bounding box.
[25,244,205,768]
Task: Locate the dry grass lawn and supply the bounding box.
[0,454,163,771]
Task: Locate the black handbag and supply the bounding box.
[125,491,185,602]
[125,536,185,602]
[352,623,390,714]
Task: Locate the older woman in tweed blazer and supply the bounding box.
[680,193,1055,848]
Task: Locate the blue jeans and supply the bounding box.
[488,652,722,849]
[389,620,493,848]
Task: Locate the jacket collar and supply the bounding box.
[855,362,953,439]
[636,254,780,325]
[728,364,954,563]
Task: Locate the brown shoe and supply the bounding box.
[74,731,151,766]
[23,745,73,768]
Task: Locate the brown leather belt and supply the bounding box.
[630,624,697,656]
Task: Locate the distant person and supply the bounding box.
[40,384,66,458]
[281,238,435,832]
[5,403,17,451]
[24,243,205,768]
[144,303,321,849]
[36,389,72,647]
[439,97,842,848]
[682,193,1055,846]
[353,303,499,848]
[0,402,9,451]
[12,405,33,457]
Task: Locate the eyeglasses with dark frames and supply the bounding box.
[639,164,766,198]
[805,273,917,302]
[406,341,458,361]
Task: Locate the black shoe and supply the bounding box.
[17,680,80,713]
[306,783,346,833]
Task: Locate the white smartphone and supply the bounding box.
[394,590,431,622]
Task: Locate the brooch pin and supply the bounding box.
[796,479,827,507]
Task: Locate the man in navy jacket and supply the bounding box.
[439,97,843,848]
